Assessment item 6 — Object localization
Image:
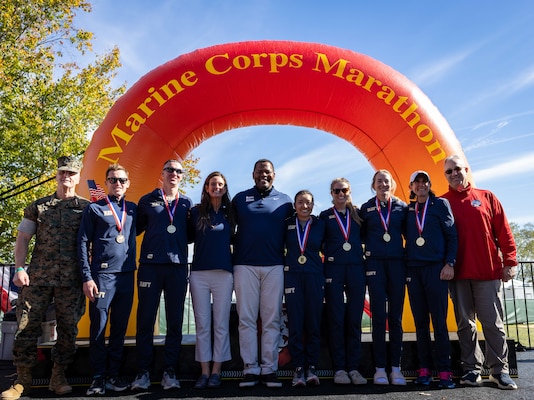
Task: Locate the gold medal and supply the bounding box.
[115,234,125,244]
[342,242,352,251]
[298,255,307,264]
[167,224,176,234]
[383,232,391,242]
[416,237,425,247]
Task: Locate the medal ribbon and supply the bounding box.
[161,189,179,225]
[296,217,311,256]
[105,196,127,234]
[415,197,429,237]
[332,207,351,242]
[375,197,391,233]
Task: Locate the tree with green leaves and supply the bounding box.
[510,222,534,283]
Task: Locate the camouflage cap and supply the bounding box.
[57,156,82,173]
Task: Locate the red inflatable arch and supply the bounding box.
[80,40,468,203]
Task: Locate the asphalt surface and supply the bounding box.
[1,350,533,400]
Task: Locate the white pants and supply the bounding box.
[234,264,284,375]
[189,269,234,362]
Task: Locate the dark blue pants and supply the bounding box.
[406,263,451,372]
[136,263,188,371]
[284,271,324,368]
[324,263,366,371]
[365,258,405,369]
[89,271,134,378]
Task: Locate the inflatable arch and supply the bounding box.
[79,40,469,336]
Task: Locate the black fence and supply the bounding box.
[1,261,534,352]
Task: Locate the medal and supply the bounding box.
[333,207,352,252]
[415,197,429,247]
[105,195,127,244]
[376,197,392,244]
[296,217,311,266]
[161,189,179,235]
[298,255,307,264]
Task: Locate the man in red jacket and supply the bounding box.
[441,155,518,390]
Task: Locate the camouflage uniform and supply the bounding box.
[13,193,89,367]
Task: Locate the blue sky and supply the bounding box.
[77,0,534,224]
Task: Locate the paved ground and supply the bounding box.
[1,350,533,400]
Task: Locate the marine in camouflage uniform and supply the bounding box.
[1,156,89,400]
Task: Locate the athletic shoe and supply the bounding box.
[161,368,180,390]
[292,367,306,387]
[194,374,208,389]
[437,371,455,389]
[105,376,129,391]
[414,368,432,385]
[460,370,482,386]
[334,370,351,384]
[373,369,389,385]
[86,377,106,396]
[261,373,282,388]
[349,370,367,385]
[207,373,221,388]
[389,370,407,385]
[306,366,320,386]
[131,370,150,390]
[489,373,518,390]
[239,373,259,388]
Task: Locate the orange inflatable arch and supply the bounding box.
[79,40,468,336]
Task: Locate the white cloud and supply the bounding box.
[473,153,534,183]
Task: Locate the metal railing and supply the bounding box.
[2,262,534,350]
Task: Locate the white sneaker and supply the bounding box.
[334,370,351,385]
[389,370,407,386]
[131,371,150,390]
[349,370,367,385]
[161,368,180,390]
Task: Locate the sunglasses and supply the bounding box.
[163,167,184,174]
[445,166,463,175]
[332,188,349,194]
[107,177,128,184]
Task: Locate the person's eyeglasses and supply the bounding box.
[163,167,184,174]
[107,177,128,184]
[445,166,463,175]
[332,188,349,194]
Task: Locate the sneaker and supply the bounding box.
[437,371,455,389]
[489,373,518,390]
[292,367,306,387]
[161,368,180,390]
[414,368,432,386]
[239,373,259,388]
[389,370,407,386]
[261,373,283,388]
[207,373,221,388]
[131,370,150,390]
[194,374,208,389]
[460,370,482,386]
[349,369,367,385]
[306,366,320,386]
[105,376,129,392]
[334,370,351,385]
[373,369,389,385]
[86,377,106,396]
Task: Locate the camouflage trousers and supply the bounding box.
[13,285,85,367]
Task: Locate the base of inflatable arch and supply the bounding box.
[23,307,517,387]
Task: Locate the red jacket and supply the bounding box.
[442,184,517,280]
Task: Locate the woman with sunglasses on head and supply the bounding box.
[189,171,236,389]
[319,178,367,386]
[359,170,408,386]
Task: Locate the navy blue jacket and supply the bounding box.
[137,188,192,265]
[190,205,233,273]
[359,196,407,259]
[405,195,457,267]
[284,215,325,274]
[78,196,137,281]
[232,186,293,266]
[319,207,365,265]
